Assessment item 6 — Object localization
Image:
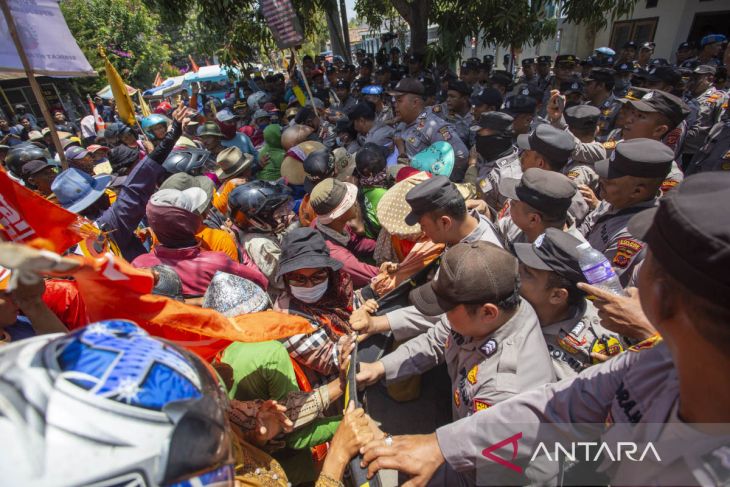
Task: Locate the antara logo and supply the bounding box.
[530,441,662,462]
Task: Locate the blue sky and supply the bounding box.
[345,0,356,20]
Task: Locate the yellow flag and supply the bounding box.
[99,47,136,126]
[137,92,151,118]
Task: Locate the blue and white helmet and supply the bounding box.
[0,320,234,486]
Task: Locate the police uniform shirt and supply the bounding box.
[562,159,599,194]
[579,199,656,285]
[380,298,556,420]
[375,104,395,125]
[434,338,730,485]
[596,94,623,141]
[496,203,586,248]
[475,147,522,211]
[395,109,469,181]
[684,87,727,155]
[356,120,394,148]
[330,95,358,115]
[541,299,624,380]
[428,102,474,147]
[536,74,554,93]
[685,118,730,174]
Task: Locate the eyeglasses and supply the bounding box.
[286,270,329,286]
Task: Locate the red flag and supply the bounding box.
[49,253,314,361]
[87,94,105,132]
[0,170,90,253]
[188,55,200,73]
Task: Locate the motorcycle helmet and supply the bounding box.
[141,114,170,139]
[103,122,134,146]
[163,148,216,176]
[228,180,292,232]
[5,143,55,177]
[361,85,384,96]
[0,320,234,486]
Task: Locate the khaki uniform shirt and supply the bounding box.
[579,199,655,286]
[435,338,730,486]
[476,148,522,212]
[380,299,556,420]
[541,300,624,380]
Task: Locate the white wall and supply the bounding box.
[592,0,730,61]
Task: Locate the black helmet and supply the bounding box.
[162,148,215,175]
[303,149,335,193]
[228,180,291,231]
[5,143,54,177]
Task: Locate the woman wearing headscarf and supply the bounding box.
[256,123,286,181]
[274,227,354,383]
[131,188,267,297]
[354,143,391,239]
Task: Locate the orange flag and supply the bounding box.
[50,253,313,361]
[0,170,91,253]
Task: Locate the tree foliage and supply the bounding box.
[60,0,172,92]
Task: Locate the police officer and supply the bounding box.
[559,78,584,108]
[613,61,636,97]
[539,54,577,117]
[355,240,556,421]
[497,168,583,245]
[503,93,539,135]
[685,115,730,175]
[683,65,727,167]
[681,34,726,69]
[353,57,374,93]
[584,67,622,141]
[562,105,601,193]
[354,48,366,67]
[535,55,553,93]
[406,53,430,80]
[514,228,624,379]
[390,78,469,181]
[329,79,358,114]
[360,172,730,487]
[458,58,481,96]
[579,138,674,285]
[430,79,474,145]
[478,55,495,87]
[471,111,521,211]
[489,70,513,97]
[517,57,538,87]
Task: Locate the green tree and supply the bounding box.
[354,0,639,59]
[60,0,172,93]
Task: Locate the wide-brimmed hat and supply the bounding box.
[310,178,358,224]
[51,167,112,213]
[215,146,254,181]
[376,171,431,238]
[198,121,223,137]
[281,140,325,185]
[276,227,343,279]
[159,172,215,214]
[202,271,270,316]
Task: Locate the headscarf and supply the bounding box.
[287,269,353,336]
[146,188,206,247]
[108,145,139,174]
[257,124,286,182]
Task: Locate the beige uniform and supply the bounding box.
[380,299,556,420]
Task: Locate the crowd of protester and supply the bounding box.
[1,33,729,486]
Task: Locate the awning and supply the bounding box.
[183,64,240,83]
[96,83,137,100]
[142,75,185,98]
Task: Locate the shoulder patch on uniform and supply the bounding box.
[612,238,643,268]
[453,388,461,407]
[567,170,580,179]
[569,321,585,337]
[467,364,479,385]
[473,399,490,413]
[723,149,730,161]
[432,104,442,113]
[628,334,662,352]
[558,330,586,354]
[660,178,679,193]
[438,126,452,141]
[590,336,624,364]
[602,140,617,150]
[481,338,498,357]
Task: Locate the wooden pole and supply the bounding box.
[290,48,320,124]
[0,0,68,169]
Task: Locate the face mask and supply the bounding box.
[476,133,513,161]
[289,279,329,303]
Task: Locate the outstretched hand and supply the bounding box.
[361,433,444,486]
[254,399,294,444]
[577,283,657,341]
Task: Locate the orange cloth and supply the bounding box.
[298,193,317,228]
[45,254,313,361]
[370,239,445,298]
[0,169,91,253]
[197,226,240,262]
[213,179,238,216]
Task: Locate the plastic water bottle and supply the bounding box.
[576,242,626,296]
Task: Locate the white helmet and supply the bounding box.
[0,320,234,486]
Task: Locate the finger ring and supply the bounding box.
[384,434,393,447]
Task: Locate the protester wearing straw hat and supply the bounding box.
[310,178,378,288]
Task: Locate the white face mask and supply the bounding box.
[289,279,329,303]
